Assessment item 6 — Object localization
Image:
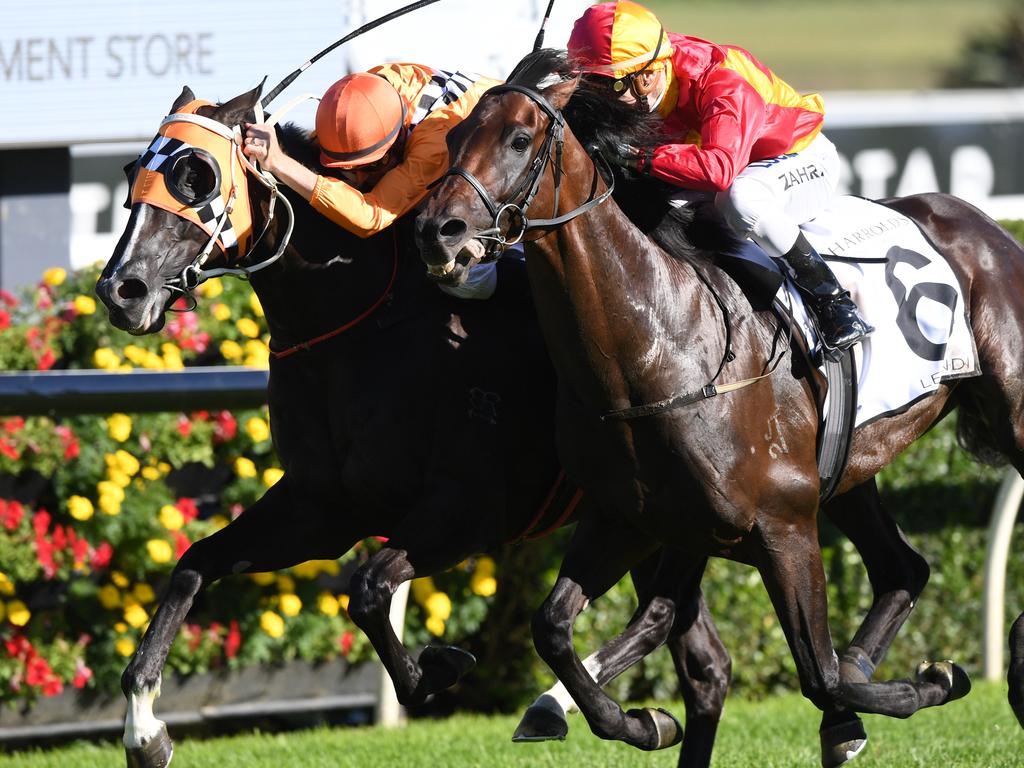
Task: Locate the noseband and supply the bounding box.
[442,83,615,255]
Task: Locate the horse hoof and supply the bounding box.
[915,660,971,702]
[125,723,173,768]
[418,645,477,692]
[627,707,683,751]
[511,703,568,742]
[820,718,868,768]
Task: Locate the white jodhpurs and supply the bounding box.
[714,132,840,258]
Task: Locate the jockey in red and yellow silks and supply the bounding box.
[242,63,504,298]
[567,0,872,358]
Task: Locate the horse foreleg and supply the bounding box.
[757,516,968,730]
[123,478,361,768]
[513,547,683,743]
[1010,613,1024,728]
[532,513,684,751]
[667,590,731,768]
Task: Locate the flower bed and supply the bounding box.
[0,264,497,711]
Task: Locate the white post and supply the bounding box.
[376,580,410,727]
[982,469,1023,681]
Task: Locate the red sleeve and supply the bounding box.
[648,69,766,192]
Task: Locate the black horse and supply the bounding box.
[418,49,1024,763]
[95,84,732,768]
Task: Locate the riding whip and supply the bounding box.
[532,0,557,52]
[261,0,444,109]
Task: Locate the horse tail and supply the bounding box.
[956,394,1009,467]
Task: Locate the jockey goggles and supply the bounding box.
[603,26,665,94]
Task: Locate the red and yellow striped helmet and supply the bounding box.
[568,1,670,81]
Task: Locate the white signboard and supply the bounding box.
[1,0,591,148]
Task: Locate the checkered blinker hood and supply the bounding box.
[129,99,253,259]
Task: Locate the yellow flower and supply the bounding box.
[116,637,136,657]
[107,413,132,442]
[234,457,257,478]
[0,572,14,596]
[114,622,128,633]
[133,583,156,604]
[210,514,229,531]
[124,603,148,629]
[262,467,284,487]
[260,610,285,638]
[250,571,276,586]
[279,593,302,617]
[73,295,96,315]
[212,303,231,321]
[98,492,122,516]
[142,351,165,369]
[220,339,243,362]
[290,559,341,579]
[162,347,184,370]
[93,347,121,370]
[471,574,497,597]
[0,602,5,623]
[141,466,161,481]
[146,539,173,564]
[411,577,437,605]
[317,593,339,617]
[475,556,496,576]
[249,292,264,317]
[97,480,124,502]
[98,585,121,610]
[201,277,223,298]
[276,575,295,594]
[245,417,270,443]
[159,504,185,531]
[67,495,94,521]
[111,571,130,588]
[425,616,445,637]
[123,345,149,365]
[236,318,260,338]
[107,468,131,488]
[7,600,30,626]
[158,462,171,474]
[114,450,140,477]
[42,267,66,286]
[425,591,452,621]
[337,594,350,613]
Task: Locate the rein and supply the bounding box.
[442,84,616,255]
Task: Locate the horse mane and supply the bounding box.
[507,49,743,266]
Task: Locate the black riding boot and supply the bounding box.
[779,233,873,360]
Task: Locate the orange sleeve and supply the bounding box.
[309,116,451,239]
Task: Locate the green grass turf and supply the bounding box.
[3,681,1020,767]
[645,0,1009,91]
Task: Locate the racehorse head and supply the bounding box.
[96,83,275,334]
[416,49,662,274]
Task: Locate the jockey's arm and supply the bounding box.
[648,72,765,193]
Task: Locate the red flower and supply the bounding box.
[176,498,199,523]
[42,678,64,697]
[213,411,237,444]
[64,437,80,460]
[176,416,192,437]
[25,655,53,687]
[186,623,202,652]
[72,662,93,689]
[5,635,31,658]
[32,510,50,536]
[72,536,89,565]
[51,524,66,550]
[1,418,20,434]
[172,531,191,559]
[56,425,81,460]
[1,499,24,531]
[0,289,17,308]
[339,631,354,657]
[35,537,56,579]
[37,348,56,371]
[0,309,9,332]
[90,541,113,570]
[0,439,20,461]
[224,620,241,659]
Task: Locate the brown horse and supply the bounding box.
[418,49,1023,761]
[95,83,733,768]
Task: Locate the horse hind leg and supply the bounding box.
[1010,613,1024,727]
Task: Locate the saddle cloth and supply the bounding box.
[735,196,980,427]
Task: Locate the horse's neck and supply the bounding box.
[246,188,400,349]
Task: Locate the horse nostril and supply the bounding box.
[439,218,468,241]
[117,278,148,301]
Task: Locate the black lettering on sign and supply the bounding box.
[884,246,958,362]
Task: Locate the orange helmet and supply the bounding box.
[316,72,408,169]
[568,1,670,82]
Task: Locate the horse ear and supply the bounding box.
[169,86,196,114]
[210,77,267,127]
[543,75,580,111]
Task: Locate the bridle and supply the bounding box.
[441,83,616,256]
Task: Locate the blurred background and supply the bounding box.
[0,0,1023,759]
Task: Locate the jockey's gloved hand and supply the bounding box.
[610,142,651,175]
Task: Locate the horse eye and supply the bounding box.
[511,135,531,153]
